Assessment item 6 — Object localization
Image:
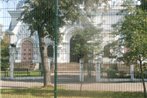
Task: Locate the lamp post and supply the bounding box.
[5,30,15,79]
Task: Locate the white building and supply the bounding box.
[7,0,125,67]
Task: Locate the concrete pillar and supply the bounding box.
[130,64,134,81]
[9,46,15,79]
[79,59,84,82]
[96,62,101,82]
[96,54,103,82]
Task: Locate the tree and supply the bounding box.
[139,0,147,10]
[19,0,81,87]
[70,25,101,93]
[1,35,9,70]
[71,25,101,78]
[114,8,147,98]
[19,0,108,87]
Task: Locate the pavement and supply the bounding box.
[60,82,145,92]
[0,79,146,92]
[0,80,43,89]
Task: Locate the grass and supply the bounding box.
[1,86,144,98]
[1,70,42,77]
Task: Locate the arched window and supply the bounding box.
[47,45,53,58]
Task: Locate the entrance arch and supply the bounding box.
[21,40,33,63]
[47,45,53,58]
[70,36,79,62]
[61,25,84,63]
[70,34,85,63]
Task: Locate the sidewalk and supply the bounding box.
[60,82,145,92]
[0,80,43,89]
[1,79,146,92]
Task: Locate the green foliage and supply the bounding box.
[114,8,147,64]
[20,0,81,86]
[20,0,80,40]
[103,41,118,58]
[71,34,86,59]
[71,26,101,61]
[114,8,147,97]
[19,0,108,86]
[139,0,147,10]
[70,26,101,78]
[1,35,9,70]
[20,0,108,39]
[135,64,147,78]
[1,87,144,98]
[107,64,118,78]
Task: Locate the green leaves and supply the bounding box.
[114,8,147,63]
[1,35,9,69]
[20,0,109,40]
[139,0,147,10]
[71,25,101,61]
[20,0,80,39]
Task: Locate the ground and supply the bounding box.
[0,80,146,92]
[1,79,146,98]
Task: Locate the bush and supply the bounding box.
[107,64,118,78]
[107,68,117,78]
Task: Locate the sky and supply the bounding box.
[0,0,19,31]
[0,0,140,32]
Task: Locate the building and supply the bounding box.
[7,0,125,69]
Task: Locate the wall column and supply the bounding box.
[96,61,101,82]
[9,45,15,79]
[96,54,103,82]
[130,64,134,81]
[79,59,84,82]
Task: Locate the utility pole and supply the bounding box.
[54,0,58,98]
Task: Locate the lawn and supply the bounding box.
[1,70,42,77]
[1,86,144,98]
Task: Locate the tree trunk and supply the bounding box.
[139,60,147,98]
[38,28,51,87]
[42,43,51,85]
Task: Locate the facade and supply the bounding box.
[8,1,125,67]
[8,10,40,69]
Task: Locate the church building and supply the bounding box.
[7,0,126,70]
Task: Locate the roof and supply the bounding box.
[8,10,22,30]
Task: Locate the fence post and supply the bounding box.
[80,59,84,82]
[96,61,101,82]
[130,64,134,81]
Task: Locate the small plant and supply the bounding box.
[107,64,118,78]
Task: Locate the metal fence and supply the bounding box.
[0,0,146,98]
